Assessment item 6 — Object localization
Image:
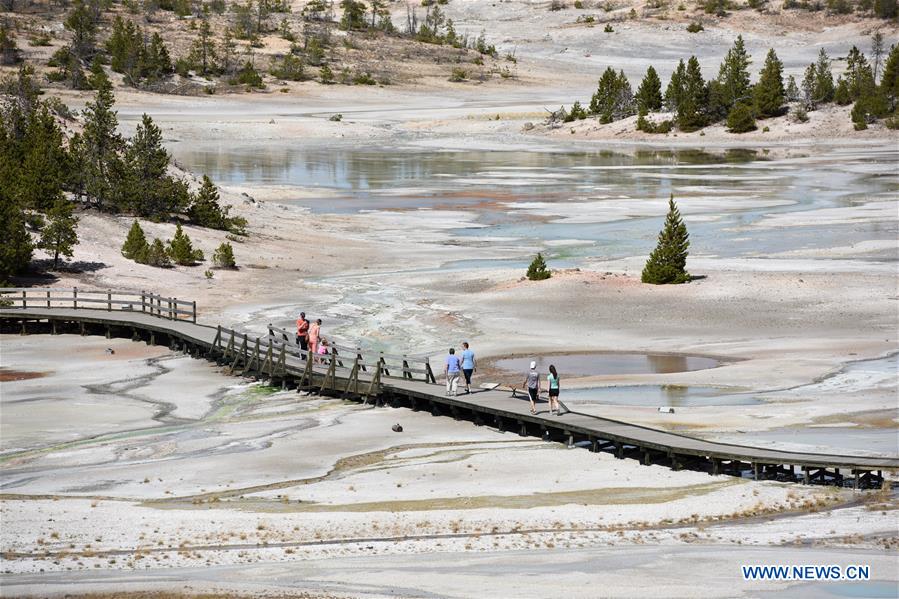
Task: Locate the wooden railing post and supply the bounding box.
[107,289,112,311]
[192,301,196,323]
[425,357,436,384]
[21,290,26,309]
[170,297,175,320]
[46,289,50,308]
[141,291,146,313]
[73,286,78,309]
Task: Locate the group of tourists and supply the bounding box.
[443,344,562,415]
[297,312,561,413]
[295,312,329,359]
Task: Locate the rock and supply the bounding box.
[391,424,403,432]
[522,122,535,131]
[105,348,115,355]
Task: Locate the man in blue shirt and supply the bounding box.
[460,341,476,394]
[444,347,462,396]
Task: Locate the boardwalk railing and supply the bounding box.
[266,324,438,384]
[0,287,196,323]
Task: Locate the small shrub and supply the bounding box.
[574,0,585,7]
[550,0,566,10]
[29,33,52,47]
[229,61,265,89]
[205,269,214,279]
[791,105,809,123]
[167,224,204,266]
[319,65,334,84]
[603,23,614,32]
[450,67,467,82]
[762,125,770,132]
[686,21,704,32]
[329,113,343,121]
[213,242,237,268]
[526,253,551,281]
[122,221,149,263]
[146,238,171,267]
[726,102,757,133]
[353,71,376,85]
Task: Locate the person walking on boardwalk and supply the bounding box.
[445,348,462,397]
[523,360,540,414]
[460,341,476,394]
[308,318,321,356]
[296,312,309,351]
[547,364,561,415]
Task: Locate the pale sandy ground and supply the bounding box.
[1,337,896,598]
[3,4,898,596]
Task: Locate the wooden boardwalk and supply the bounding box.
[1,287,896,488]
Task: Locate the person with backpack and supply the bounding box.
[547,364,561,415]
[444,348,462,397]
[523,360,540,414]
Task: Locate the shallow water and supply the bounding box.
[560,385,761,407]
[171,142,899,263]
[489,353,722,377]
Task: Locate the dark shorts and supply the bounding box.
[528,387,538,402]
[297,336,308,351]
[463,369,474,384]
[549,388,559,398]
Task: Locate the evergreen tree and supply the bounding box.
[121,220,150,263]
[339,0,367,29]
[834,76,852,105]
[146,237,171,267]
[726,102,757,132]
[641,195,690,285]
[526,252,551,281]
[851,101,869,130]
[81,75,124,210]
[64,0,97,60]
[219,29,237,76]
[18,107,69,211]
[635,65,663,112]
[39,199,79,269]
[677,56,706,131]
[213,242,237,268]
[717,35,752,111]
[664,59,686,112]
[754,48,785,118]
[188,175,229,229]
[812,49,835,106]
[0,183,32,283]
[845,45,876,102]
[589,67,634,123]
[0,17,21,66]
[167,223,203,265]
[880,44,899,111]
[785,75,800,102]
[87,55,108,90]
[123,114,185,217]
[189,18,219,76]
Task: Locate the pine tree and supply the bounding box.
[339,0,367,30]
[167,223,203,265]
[880,44,899,111]
[121,220,150,263]
[526,252,551,281]
[123,114,180,217]
[146,237,171,267]
[754,48,785,118]
[18,107,68,211]
[717,35,752,111]
[589,67,634,122]
[81,76,124,210]
[726,102,756,132]
[188,175,228,229]
[64,0,97,60]
[845,46,876,102]
[665,59,687,112]
[871,32,885,82]
[813,49,835,105]
[0,17,21,66]
[635,65,663,112]
[641,195,690,285]
[213,242,237,268]
[0,183,32,283]
[39,199,79,269]
[677,56,706,131]
[785,75,800,102]
[190,18,219,76]
[834,76,851,105]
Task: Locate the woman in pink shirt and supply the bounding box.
[307,319,321,356]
